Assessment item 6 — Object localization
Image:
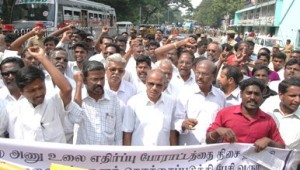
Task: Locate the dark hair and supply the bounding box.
[285,58,300,69]
[0,57,24,72]
[15,66,45,90]
[239,78,265,92]
[73,41,89,53]
[278,77,300,94]
[252,64,271,76]
[143,34,155,41]
[179,51,195,62]
[72,29,87,40]
[221,43,233,52]
[241,64,250,76]
[189,34,198,41]
[234,41,249,52]
[292,50,300,55]
[105,43,121,53]
[100,35,113,44]
[115,36,127,44]
[222,65,241,85]
[272,52,286,61]
[197,40,208,48]
[257,52,270,62]
[44,36,59,46]
[136,55,151,68]
[82,60,105,78]
[259,47,271,55]
[156,29,163,34]
[246,40,255,47]
[146,40,160,48]
[4,33,19,43]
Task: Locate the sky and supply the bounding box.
[191,0,201,8]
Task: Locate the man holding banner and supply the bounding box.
[206,78,285,152]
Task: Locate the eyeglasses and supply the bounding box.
[1,70,18,77]
[147,82,164,88]
[54,57,68,62]
[108,67,125,73]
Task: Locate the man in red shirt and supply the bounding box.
[206,78,285,152]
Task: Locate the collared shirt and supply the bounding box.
[225,87,241,107]
[269,80,281,93]
[1,93,69,143]
[105,79,137,105]
[125,56,137,79]
[175,85,226,145]
[0,87,24,102]
[67,87,122,145]
[122,92,176,146]
[207,105,285,145]
[89,53,106,67]
[270,108,300,150]
[171,69,196,92]
[44,71,76,96]
[65,61,80,80]
[163,82,180,99]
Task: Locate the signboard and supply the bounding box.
[16,0,54,4]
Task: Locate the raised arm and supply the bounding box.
[48,25,74,37]
[27,47,72,107]
[155,37,196,60]
[10,27,45,51]
[94,26,109,53]
[73,71,83,106]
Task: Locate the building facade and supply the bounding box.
[234,0,300,50]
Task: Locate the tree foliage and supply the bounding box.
[93,0,192,24]
[193,0,244,27]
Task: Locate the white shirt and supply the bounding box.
[171,70,197,92]
[225,87,241,107]
[125,56,137,79]
[89,53,106,67]
[65,61,80,80]
[269,80,281,93]
[45,72,76,96]
[175,85,226,145]
[67,87,122,145]
[122,92,176,146]
[1,93,69,143]
[267,107,300,150]
[105,79,137,105]
[0,86,24,102]
[163,82,180,99]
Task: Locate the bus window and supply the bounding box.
[64,10,72,20]
[73,11,80,21]
[93,14,98,21]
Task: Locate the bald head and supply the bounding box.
[196,60,217,75]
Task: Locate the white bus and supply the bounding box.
[10,0,117,36]
[116,21,133,34]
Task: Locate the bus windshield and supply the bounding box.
[11,1,55,22]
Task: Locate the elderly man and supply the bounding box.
[123,69,177,146]
[175,60,226,145]
[105,53,136,104]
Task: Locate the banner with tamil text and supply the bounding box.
[0,138,299,170]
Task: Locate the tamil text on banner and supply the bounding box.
[0,138,299,170]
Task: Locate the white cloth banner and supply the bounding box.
[0,138,299,170]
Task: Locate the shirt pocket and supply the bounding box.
[104,112,115,134]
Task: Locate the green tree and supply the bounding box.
[193,0,244,27]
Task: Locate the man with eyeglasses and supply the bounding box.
[175,59,226,145]
[105,53,136,105]
[206,41,222,64]
[0,57,24,102]
[123,69,178,146]
[89,35,114,64]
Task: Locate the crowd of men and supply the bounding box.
[0,23,299,154]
